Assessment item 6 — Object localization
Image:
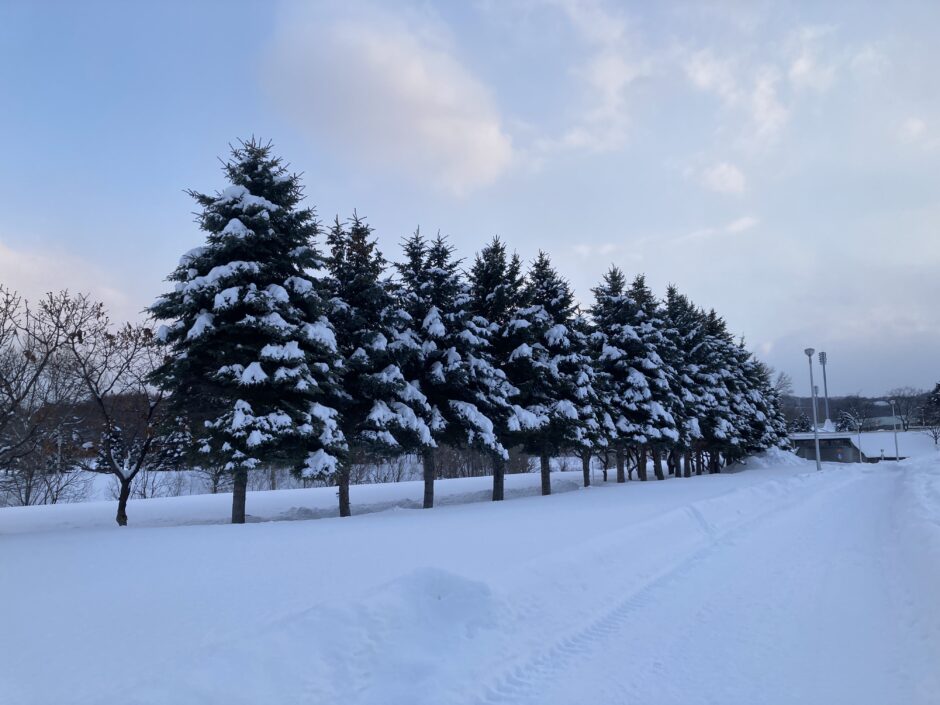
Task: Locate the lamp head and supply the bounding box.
[804,347,815,357]
[818,351,827,365]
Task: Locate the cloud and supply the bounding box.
[266,6,514,195]
[0,239,135,320]
[539,0,648,153]
[684,50,738,103]
[787,26,838,92]
[683,50,789,147]
[749,68,788,145]
[900,117,928,142]
[701,161,746,194]
[678,215,759,242]
[726,215,759,233]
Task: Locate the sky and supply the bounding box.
[1,0,938,396]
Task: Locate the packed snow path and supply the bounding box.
[2,457,938,704]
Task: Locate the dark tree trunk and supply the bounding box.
[269,467,277,490]
[116,476,132,527]
[492,454,505,501]
[540,450,551,496]
[338,465,351,517]
[673,451,682,477]
[232,468,247,524]
[652,447,665,480]
[684,451,693,478]
[695,451,703,475]
[422,448,436,509]
[709,452,721,474]
[637,447,648,481]
[581,452,591,487]
[616,448,625,483]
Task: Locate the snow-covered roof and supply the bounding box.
[789,430,940,458]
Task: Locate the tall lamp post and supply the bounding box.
[818,351,831,423]
[805,348,822,471]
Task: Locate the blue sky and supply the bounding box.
[1,0,939,395]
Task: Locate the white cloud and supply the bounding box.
[683,50,789,147]
[677,215,759,242]
[266,7,514,195]
[701,161,746,194]
[726,215,759,233]
[684,50,738,103]
[787,26,838,92]
[0,239,135,320]
[900,117,928,142]
[540,0,648,153]
[749,67,788,145]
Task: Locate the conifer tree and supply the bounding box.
[624,275,679,480]
[590,268,677,481]
[467,236,526,499]
[504,252,593,495]
[395,231,514,507]
[149,139,345,523]
[324,214,433,516]
[663,286,706,477]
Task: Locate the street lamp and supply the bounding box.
[804,348,822,471]
[818,351,831,423]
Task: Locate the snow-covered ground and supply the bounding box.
[1,451,939,705]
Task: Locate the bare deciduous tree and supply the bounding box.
[884,387,927,431]
[65,297,181,526]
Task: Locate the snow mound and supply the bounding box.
[741,447,808,469]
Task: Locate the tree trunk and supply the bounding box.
[684,451,693,478]
[116,476,131,526]
[616,448,625,483]
[581,452,591,487]
[422,448,436,509]
[695,451,703,476]
[492,454,505,501]
[269,467,277,490]
[232,468,247,524]
[338,465,351,517]
[637,447,648,481]
[709,452,721,474]
[540,450,551,496]
[652,447,665,480]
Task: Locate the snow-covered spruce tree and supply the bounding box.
[662,286,707,477]
[694,310,744,473]
[624,275,679,480]
[467,236,526,498]
[590,268,677,482]
[323,214,432,516]
[149,140,345,523]
[569,308,607,487]
[395,231,514,506]
[502,252,594,495]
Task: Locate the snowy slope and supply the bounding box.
[1,455,938,705]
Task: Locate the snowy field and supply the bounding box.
[2,451,939,705]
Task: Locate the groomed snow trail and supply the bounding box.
[2,459,938,705]
[474,467,939,705]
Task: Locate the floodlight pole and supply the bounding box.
[818,351,831,422]
[805,348,822,471]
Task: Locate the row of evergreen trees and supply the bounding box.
[150,140,788,522]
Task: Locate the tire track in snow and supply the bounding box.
[471,471,864,705]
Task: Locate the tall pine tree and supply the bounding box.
[324,214,433,516]
[149,139,345,523]
[396,231,515,507]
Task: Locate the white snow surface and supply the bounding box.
[1,454,939,704]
